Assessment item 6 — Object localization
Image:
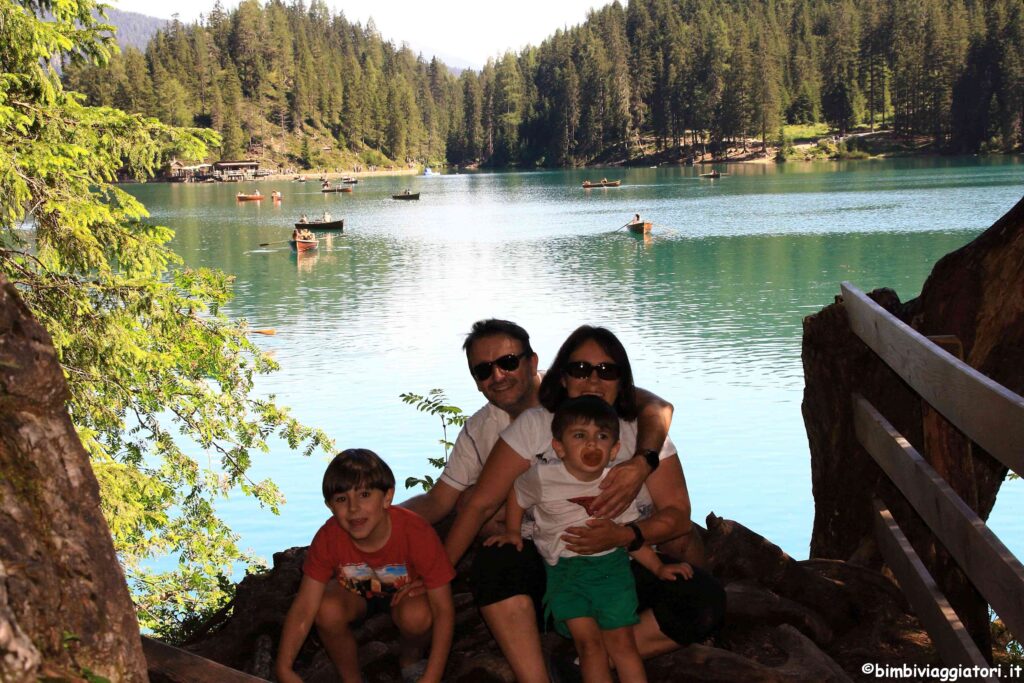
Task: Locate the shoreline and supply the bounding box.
[267,167,422,181]
[156,166,423,185]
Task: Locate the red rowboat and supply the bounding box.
[289,238,318,252]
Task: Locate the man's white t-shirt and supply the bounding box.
[438,401,511,492]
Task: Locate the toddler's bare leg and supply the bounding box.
[601,625,647,683]
[565,617,613,683]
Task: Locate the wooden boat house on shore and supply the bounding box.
[213,160,261,182]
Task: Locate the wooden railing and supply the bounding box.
[841,282,1024,672]
[143,637,268,682]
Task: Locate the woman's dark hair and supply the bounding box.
[322,448,395,501]
[538,325,638,420]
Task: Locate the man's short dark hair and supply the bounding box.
[463,319,534,362]
[322,448,395,501]
[551,395,620,442]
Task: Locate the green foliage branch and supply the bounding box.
[1,0,333,640]
[399,389,465,491]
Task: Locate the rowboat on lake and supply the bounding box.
[236,191,262,201]
[699,170,721,179]
[393,191,420,200]
[582,179,621,188]
[627,221,653,234]
[290,238,318,252]
[295,212,342,231]
[294,217,344,231]
[341,177,358,184]
[321,184,353,193]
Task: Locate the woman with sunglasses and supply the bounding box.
[445,325,725,682]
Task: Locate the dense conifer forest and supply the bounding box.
[64,0,1024,168]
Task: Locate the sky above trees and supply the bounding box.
[112,0,609,66]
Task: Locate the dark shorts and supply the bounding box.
[363,594,392,619]
[632,554,726,645]
[470,541,725,645]
[470,539,547,625]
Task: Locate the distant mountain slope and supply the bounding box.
[103,7,166,52]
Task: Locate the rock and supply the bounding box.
[724,582,833,645]
[772,624,852,683]
[704,514,855,629]
[176,513,945,682]
[646,643,788,683]
[0,277,147,681]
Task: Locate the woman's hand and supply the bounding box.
[655,561,694,581]
[591,456,649,518]
[483,531,523,551]
[562,518,632,555]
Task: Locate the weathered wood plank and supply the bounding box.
[855,396,1024,640]
[841,281,1024,477]
[872,499,993,674]
[921,335,988,653]
[142,637,268,682]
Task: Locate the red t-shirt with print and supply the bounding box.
[303,506,455,599]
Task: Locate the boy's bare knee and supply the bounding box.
[575,635,606,661]
[314,586,361,631]
[393,596,432,637]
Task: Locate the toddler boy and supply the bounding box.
[486,396,692,683]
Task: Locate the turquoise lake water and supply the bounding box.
[124,156,1024,566]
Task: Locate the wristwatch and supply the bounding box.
[626,522,645,552]
[635,448,660,472]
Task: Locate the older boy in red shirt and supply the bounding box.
[275,449,455,683]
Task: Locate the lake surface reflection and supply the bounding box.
[126,156,1024,564]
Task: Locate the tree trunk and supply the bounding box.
[0,277,148,682]
[802,194,1024,656]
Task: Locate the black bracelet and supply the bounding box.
[626,522,645,552]
[635,448,660,471]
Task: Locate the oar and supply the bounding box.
[258,239,291,247]
[246,328,277,336]
[615,221,631,232]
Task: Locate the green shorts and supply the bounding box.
[543,548,639,638]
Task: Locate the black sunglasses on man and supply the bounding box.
[470,351,529,381]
